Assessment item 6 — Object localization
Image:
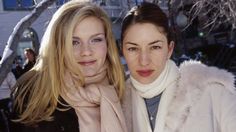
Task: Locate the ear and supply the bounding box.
[167,41,175,59]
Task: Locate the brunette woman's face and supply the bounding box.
[72,16,107,77]
[24,51,34,61]
[122,23,174,84]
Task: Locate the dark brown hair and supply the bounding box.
[24,48,36,58]
[121,2,172,46]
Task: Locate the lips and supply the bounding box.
[136,70,154,77]
[78,60,96,66]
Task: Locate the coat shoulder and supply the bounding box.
[121,78,133,132]
[179,60,235,93]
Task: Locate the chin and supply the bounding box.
[140,81,152,84]
[83,72,97,77]
[138,77,155,84]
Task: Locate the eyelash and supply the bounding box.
[72,40,80,46]
[91,37,104,43]
[151,45,161,50]
[127,45,161,52]
[127,47,138,51]
[72,37,104,46]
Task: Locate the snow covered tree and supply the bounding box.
[0,0,56,85]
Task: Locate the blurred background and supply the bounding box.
[0,0,235,75]
[0,1,236,132]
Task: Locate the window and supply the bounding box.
[3,0,35,11]
[56,0,69,6]
[17,28,39,61]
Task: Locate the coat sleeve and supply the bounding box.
[211,83,236,132]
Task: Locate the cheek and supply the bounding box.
[97,45,107,61]
[153,49,170,60]
[124,54,137,70]
[151,54,166,65]
[73,49,80,59]
[123,49,138,61]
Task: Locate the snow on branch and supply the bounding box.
[173,0,236,32]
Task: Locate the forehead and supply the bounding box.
[25,50,31,54]
[73,16,105,35]
[123,23,167,44]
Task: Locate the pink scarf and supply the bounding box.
[62,66,127,132]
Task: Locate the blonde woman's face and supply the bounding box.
[73,16,107,77]
[122,23,174,84]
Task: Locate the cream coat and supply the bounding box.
[122,61,236,132]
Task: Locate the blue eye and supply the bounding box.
[91,37,104,43]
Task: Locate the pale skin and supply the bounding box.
[24,51,34,62]
[122,23,174,84]
[72,16,107,77]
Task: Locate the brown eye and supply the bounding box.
[128,47,138,52]
[151,45,161,50]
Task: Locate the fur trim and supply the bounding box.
[164,60,236,132]
[179,60,235,93]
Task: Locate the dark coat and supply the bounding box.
[8,70,79,132]
[22,61,35,75]
[9,103,79,132]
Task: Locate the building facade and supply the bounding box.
[0,0,170,59]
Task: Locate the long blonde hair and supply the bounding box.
[13,1,125,125]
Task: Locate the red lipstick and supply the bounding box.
[136,70,154,77]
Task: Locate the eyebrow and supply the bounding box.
[73,36,80,40]
[125,40,163,46]
[149,40,163,45]
[72,33,105,40]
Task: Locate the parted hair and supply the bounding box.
[13,0,125,125]
[121,2,172,45]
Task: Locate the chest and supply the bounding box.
[13,108,80,132]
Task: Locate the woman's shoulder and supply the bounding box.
[125,78,132,88]
[16,70,37,84]
[11,70,37,95]
[10,98,79,132]
[121,78,133,132]
[10,108,79,132]
[122,78,132,102]
[179,60,235,93]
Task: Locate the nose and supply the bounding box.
[80,43,92,56]
[139,50,150,66]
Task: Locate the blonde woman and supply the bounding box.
[10,1,127,132]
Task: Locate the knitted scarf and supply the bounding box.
[131,60,179,132]
[62,66,127,132]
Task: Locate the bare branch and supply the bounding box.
[173,0,236,31]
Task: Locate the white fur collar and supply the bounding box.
[164,60,235,132]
